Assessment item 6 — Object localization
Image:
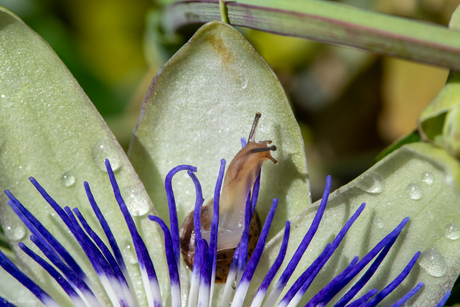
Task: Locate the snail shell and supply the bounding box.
[180,206,261,283]
[179,112,276,283]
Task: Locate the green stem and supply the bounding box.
[164,0,460,70]
[219,0,229,23]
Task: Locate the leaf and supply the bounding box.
[416,8,460,161]
[417,72,460,146]
[163,0,460,70]
[0,7,167,305]
[444,102,460,159]
[253,142,460,306]
[128,21,310,241]
[416,6,460,162]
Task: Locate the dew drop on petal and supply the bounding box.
[122,243,138,265]
[61,171,75,187]
[407,183,422,200]
[123,185,150,217]
[238,74,248,89]
[374,217,384,229]
[241,77,248,89]
[5,224,26,241]
[92,139,121,172]
[444,223,460,240]
[422,172,434,185]
[426,209,434,220]
[418,248,447,277]
[356,172,385,194]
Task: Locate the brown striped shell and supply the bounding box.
[179,204,261,283]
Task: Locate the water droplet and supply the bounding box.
[122,244,138,265]
[92,139,121,172]
[5,224,26,241]
[61,171,75,187]
[238,74,248,89]
[426,209,434,220]
[387,202,395,206]
[356,172,385,194]
[422,172,434,185]
[407,183,422,200]
[123,185,150,217]
[444,223,460,240]
[241,77,248,89]
[418,248,447,277]
[374,218,384,229]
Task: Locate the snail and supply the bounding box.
[179,112,277,283]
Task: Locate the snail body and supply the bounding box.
[179,113,277,282]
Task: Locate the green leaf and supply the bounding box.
[417,7,460,160]
[129,21,310,242]
[0,7,167,305]
[253,142,460,305]
[444,102,460,159]
[418,72,460,147]
[163,0,460,70]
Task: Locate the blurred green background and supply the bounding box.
[0,0,458,199]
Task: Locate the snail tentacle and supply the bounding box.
[248,112,262,142]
